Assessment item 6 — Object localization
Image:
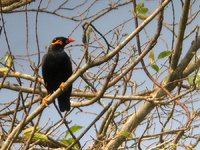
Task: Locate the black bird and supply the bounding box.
[42,37,75,112]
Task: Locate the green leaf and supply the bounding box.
[5,52,13,68]
[120,131,133,138]
[136,2,144,14]
[0,53,14,73]
[140,7,148,14]
[60,138,73,145]
[136,2,148,15]
[158,51,172,59]
[24,127,49,142]
[60,138,79,149]
[149,50,155,64]
[136,2,144,9]
[151,64,159,72]
[62,125,83,149]
[65,125,83,137]
[24,127,39,136]
[188,73,200,86]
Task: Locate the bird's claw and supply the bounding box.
[59,82,65,91]
[42,94,51,107]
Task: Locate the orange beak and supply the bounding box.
[67,38,75,43]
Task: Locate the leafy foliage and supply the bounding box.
[136,2,149,15]
[158,51,172,59]
[188,73,200,86]
[0,52,13,73]
[151,64,160,72]
[149,50,155,64]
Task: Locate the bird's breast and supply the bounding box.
[44,52,67,68]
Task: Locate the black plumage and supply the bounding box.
[42,37,75,112]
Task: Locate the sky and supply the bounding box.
[0,0,200,149]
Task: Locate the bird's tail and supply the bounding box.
[57,91,71,112]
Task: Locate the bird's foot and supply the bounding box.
[59,82,65,91]
[42,94,51,107]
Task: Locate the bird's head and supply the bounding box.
[51,37,75,49]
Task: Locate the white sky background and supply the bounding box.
[0,0,200,149]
